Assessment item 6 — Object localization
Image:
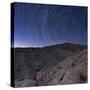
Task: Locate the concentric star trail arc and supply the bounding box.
[14,3,87,47]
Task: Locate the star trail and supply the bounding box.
[13,2,87,47]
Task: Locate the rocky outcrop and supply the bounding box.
[13,43,87,87]
[36,49,87,86]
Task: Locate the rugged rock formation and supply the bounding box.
[13,43,87,87]
[36,49,87,86]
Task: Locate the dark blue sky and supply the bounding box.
[13,2,87,47]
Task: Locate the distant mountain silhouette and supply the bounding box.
[12,43,87,87]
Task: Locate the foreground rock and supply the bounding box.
[36,49,87,86]
[13,43,87,87]
[15,79,36,87]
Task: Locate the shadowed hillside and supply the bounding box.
[12,43,87,87]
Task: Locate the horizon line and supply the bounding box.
[11,42,87,48]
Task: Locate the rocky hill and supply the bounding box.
[12,43,87,87]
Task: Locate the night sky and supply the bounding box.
[13,2,87,47]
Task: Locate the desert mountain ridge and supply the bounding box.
[12,42,87,87]
[13,42,87,49]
